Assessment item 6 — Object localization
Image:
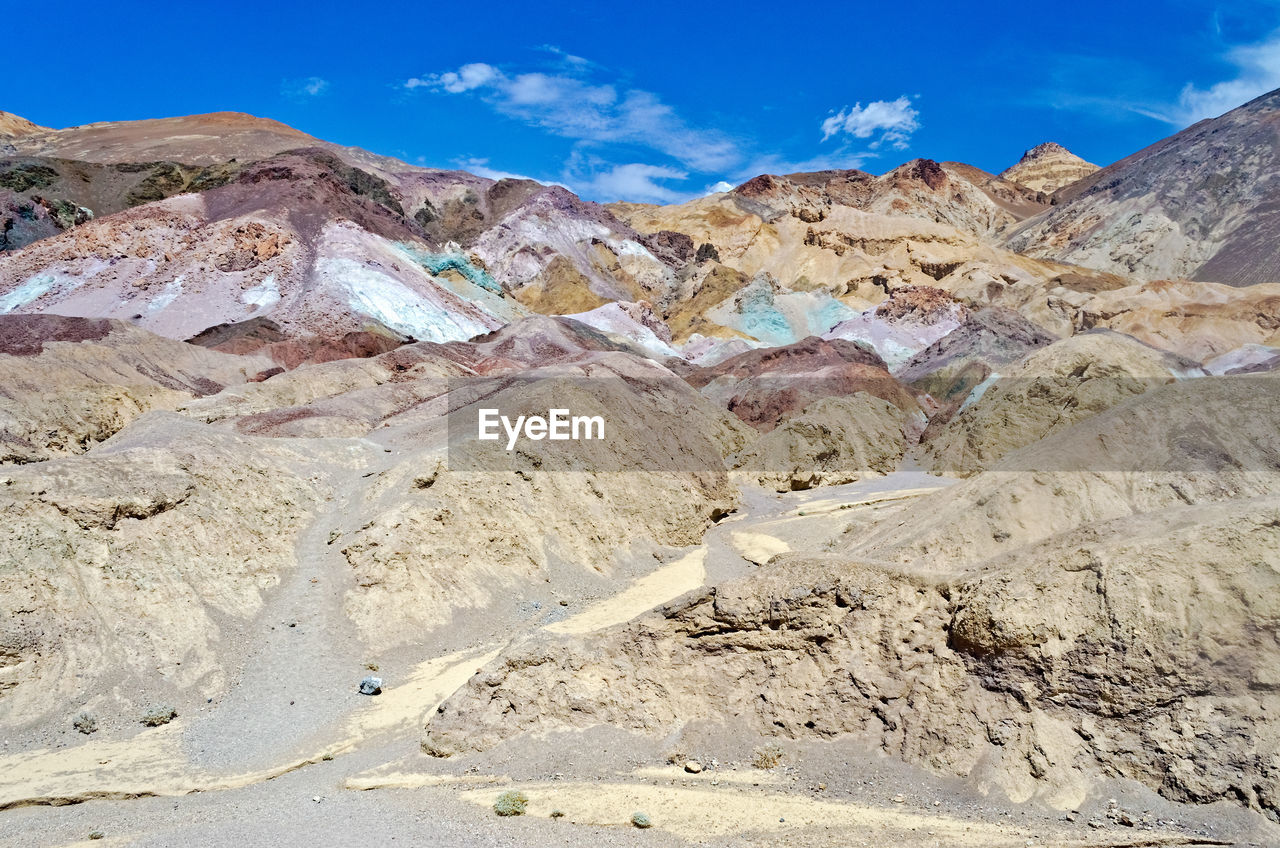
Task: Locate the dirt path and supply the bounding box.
[181,446,384,773]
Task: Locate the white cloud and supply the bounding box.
[820,96,920,149]
[429,62,503,94]
[455,157,566,187]
[406,61,737,172]
[282,76,329,98]
[706,180,735,194]
[1153,31,1280,126]
[577,163,690,204]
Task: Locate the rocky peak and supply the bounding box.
[0,110,50,139]
[999,142,1098,193]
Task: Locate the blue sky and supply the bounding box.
[11,1,1280,203]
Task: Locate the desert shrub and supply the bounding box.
[73,711,98,734]
[631,811,653,829]
[550,809,565,819]
[140,706,177,727]
[752,742,784,769]
[493,790,529,816]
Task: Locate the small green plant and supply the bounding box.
[321,753,334,761]
[140,706,177,727]
[73,711,98,735]
[493,790,529,816]
[88,832,104,840]
[365,662,379,671]
[550,809,565,819]
[631,811,653,829]
[752,742,785,769]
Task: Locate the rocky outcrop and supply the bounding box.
[684,335,921,431]
[824,285,969,371]
[998,142,1099,194]
[0,111,50,139]
[0,415,323,723]
[730,393,911,491]
[920,330,1200,476]
[898,307,1057,421]
[423,376,1280,818]
[0,316,267,463]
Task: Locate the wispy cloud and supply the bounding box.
[403,54,924,203]
[403,60,738,172]
[820,96,920,149]
[282,76,329,98]
[1146,30,1280,125]
[577,163,690,204]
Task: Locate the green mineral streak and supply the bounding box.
[396,244,502,294]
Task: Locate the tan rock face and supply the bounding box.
[423,376,1280,816]
[0,415,324,723]
[0,110,50,139]
[998,142,1099,194]
[730,393,912,491]
[335,352,748,649]
[919,330,1198,476]
[0,316,268,463]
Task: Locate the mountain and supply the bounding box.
[1007,89,1280,284]
[0,112,682,354]
[5,105,1280,846]
[998,141,1098,193]
[0,110,49,140]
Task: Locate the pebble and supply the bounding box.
[358,676,383,695]
[684,761,703,774]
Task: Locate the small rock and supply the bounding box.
[88,832,104,841]
[359,676,383,695]
[891,794,905,803]
[312,796,321,803]
[559,599,569,606]
[684,760,703,774]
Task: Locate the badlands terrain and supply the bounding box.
[1,89,1280,847]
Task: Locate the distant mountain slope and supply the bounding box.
[4,111,314,164]
[0,111,49,140]
[998,142,1098,193]
[1007,89,1280,285]
[0,112,687,348]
